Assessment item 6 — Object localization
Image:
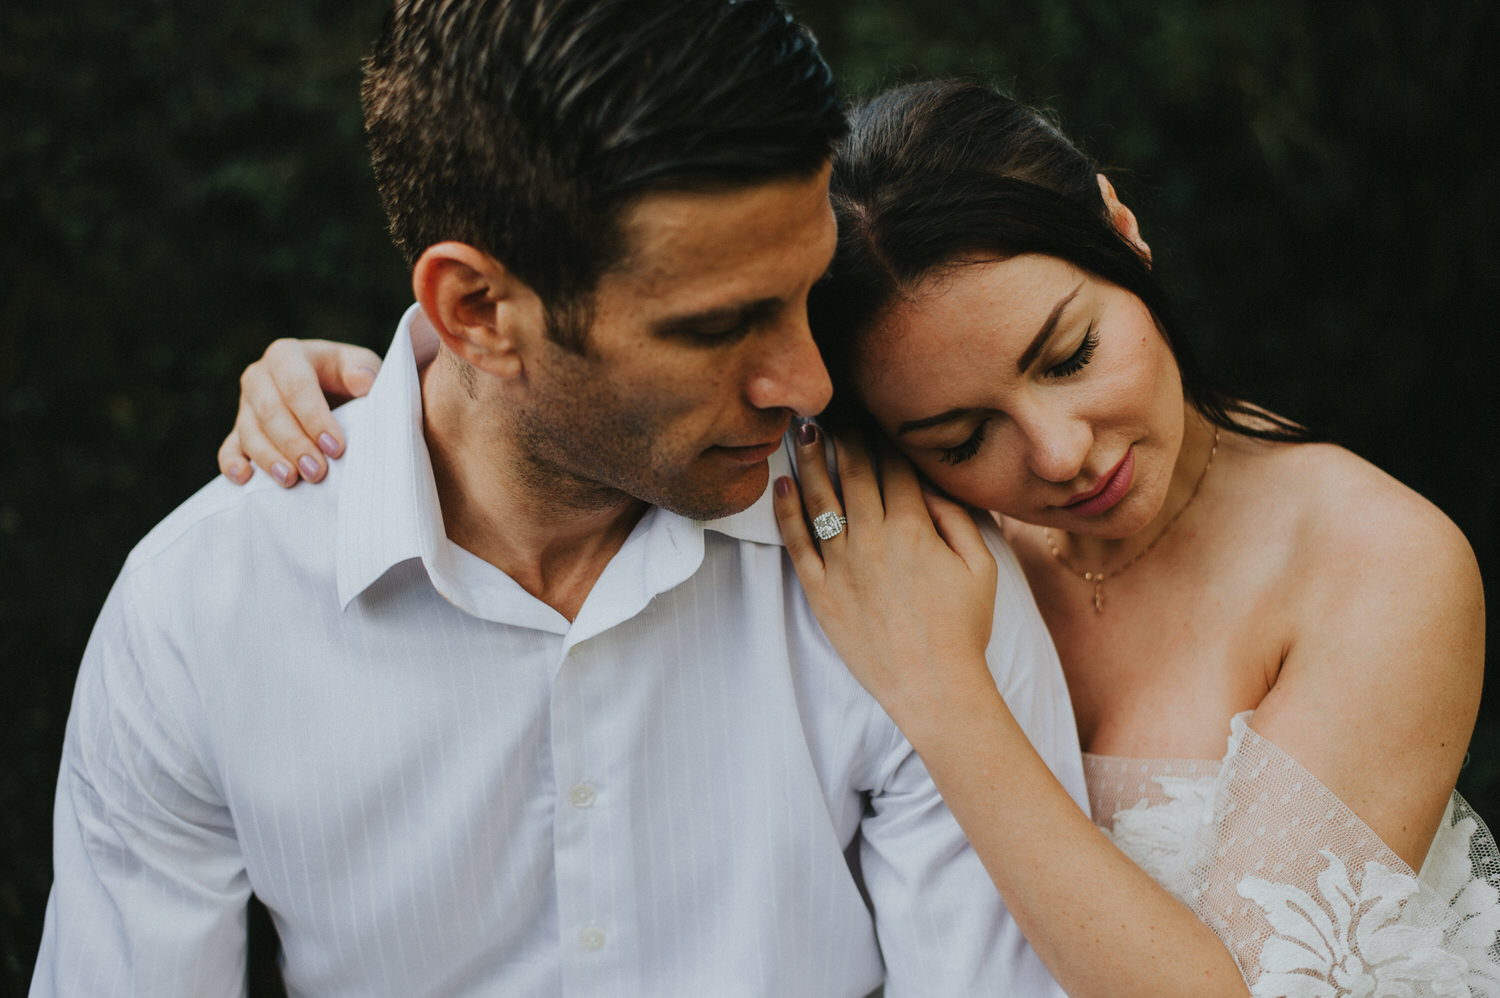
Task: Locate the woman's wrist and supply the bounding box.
[879,660,1006,748]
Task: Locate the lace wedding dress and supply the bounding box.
[1084,714,1500,996]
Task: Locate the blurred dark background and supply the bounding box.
[3,0,1497,990]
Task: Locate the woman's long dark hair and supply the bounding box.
[810,79,1314,443]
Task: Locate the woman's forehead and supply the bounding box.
[862,256,1090,362]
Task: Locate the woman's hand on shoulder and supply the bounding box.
[771,423,1001,734]
[218,339,382,487]
[1251,444,1484,867]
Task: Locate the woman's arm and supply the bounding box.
[1153,446,1488,984]
[771,426,1249,998]
[217,339,382,486]
[1242,444,1484,870]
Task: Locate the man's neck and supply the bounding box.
[420,358,648,622]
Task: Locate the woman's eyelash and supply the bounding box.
[1048,324,1098,378]
[935,326,1097,465]
[938,418,989,465]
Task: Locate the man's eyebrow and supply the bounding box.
[1014,281,1085,373]
[651,298,779,337]
[895,280,1087,437]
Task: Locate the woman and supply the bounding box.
[220,81,1497,997]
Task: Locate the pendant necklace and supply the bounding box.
[1043,427,1219,613]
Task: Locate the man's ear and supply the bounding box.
[1096,174,1152,264]
[412,242,545,381]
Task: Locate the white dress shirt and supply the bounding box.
[33,306,1087,997]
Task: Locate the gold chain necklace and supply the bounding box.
[1042,427,1219,614]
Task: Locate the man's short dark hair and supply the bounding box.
[363,0,847,348]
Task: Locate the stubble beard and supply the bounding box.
[508,377,757,524]
[509,415,758,522]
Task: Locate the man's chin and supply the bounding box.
[651,463,771,522]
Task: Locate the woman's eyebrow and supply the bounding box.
[1014,281,1084,373]
[896,279,1087,436]
[896,407,970,435]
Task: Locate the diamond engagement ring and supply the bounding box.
[812,511,848,541]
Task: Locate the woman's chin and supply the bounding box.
[1014,498,1162,540]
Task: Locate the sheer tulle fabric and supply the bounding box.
[1085,715,1500,996]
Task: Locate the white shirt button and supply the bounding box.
[569,781,596,808]
[579,925,606,951]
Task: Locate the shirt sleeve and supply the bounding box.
[31,570,251,998]
[856,518,1083,997]
[984,530,1090,815]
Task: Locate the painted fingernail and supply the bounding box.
[774,476,792,498]
[227,464,249,484]
[298,455,322,481]
[318,432,340,457]
[797,421,818,447]
[271,461,293,486]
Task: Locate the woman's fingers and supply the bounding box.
[223,339,381,486]
[866,438,923,515]
[867,439,993,577]
[772,421,860,591]
[829,431,884,527]
[924,490,998,583]
[791,422,851,550]
[319,342,382,401]
[771,421,994,603]
[243,340,351,484]
[772,471,823,585]
[776,425,1000,716]
[216,429,253,485]
[222,392,302,487]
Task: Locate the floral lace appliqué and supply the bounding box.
[1240,849,1467,997]
[1083,715,1500,996]
[1105,774,1215,895]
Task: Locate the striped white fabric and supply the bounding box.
[33,307,1086,997]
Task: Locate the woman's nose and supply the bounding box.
[1018,409,1092,485]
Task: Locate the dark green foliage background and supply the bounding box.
[2,0,1496,988]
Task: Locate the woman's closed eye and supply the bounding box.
[938,418,990,465]
[938,326,1099,465]
[1046,323,1098,378]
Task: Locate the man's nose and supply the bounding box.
[746,316,833,417]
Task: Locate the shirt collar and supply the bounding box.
[335,304,445,611]
[335,306,789,619]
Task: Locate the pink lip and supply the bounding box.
[1060,449,1134,517]
[712,439,783,465]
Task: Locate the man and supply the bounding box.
[33,1,1085,994]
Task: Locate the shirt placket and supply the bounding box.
[551,636,631,994]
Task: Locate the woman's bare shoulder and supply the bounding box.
[1233,438,1483,866]
[1222,435,1482,712]
[1241,439,1474,575]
